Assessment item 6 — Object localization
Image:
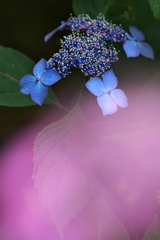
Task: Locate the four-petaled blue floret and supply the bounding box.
[20,58,61,105]
[123,26,154,59]
[85,70,128,116]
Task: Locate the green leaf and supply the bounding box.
[147,0,160,21]
[0,45,59,107]
[142,215,160,240]
[72,0,134,24]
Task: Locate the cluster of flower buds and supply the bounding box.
[46,14,128,77]
[20,14,154,116]
[47,32,119,77]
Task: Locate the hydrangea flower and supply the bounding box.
[46,14,127,78]
[47,32,118,77]
[123,26,154,59]
[20,58,61,105]
[85,70,128,116]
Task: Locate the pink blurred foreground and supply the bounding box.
[0,80,160,240]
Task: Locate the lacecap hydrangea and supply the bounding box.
[20,13,154,116]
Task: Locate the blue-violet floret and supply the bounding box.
[20,58,62,105]
[85,70,128,116]
[123,26,154,59]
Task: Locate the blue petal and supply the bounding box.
[44,21,66,42]
[20,74,36,94]
[40,69,62,86]
[31,81,48,105]
[123,40,140,58]
[137,42,154,60]
[129,26,145,41]
[85,77,106,96]
[33,58,46,78]
[97,94,117,116]
[111,89,128,108]
[126,32,134,40]
[103,70,118,91]
[44,29,59,43]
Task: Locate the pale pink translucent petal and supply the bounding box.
[111,89,128,108]
[97,94,117,116]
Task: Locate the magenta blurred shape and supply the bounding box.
[0,78,160,240]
